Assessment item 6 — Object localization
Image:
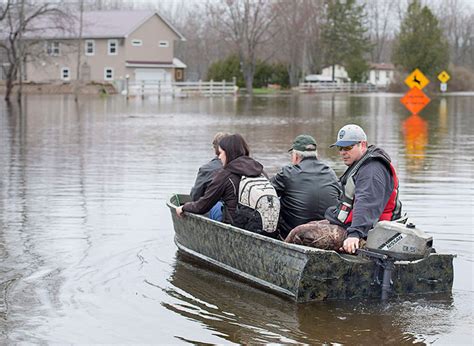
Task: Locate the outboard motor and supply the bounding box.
[358,220,433,300]
[365,221,433,261]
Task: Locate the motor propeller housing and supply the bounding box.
[365,221,433,261]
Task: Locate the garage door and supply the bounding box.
[134,68,171,83]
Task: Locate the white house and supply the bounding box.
[304,74,333,83]
[321,64,349,82]
[368,63,395,88]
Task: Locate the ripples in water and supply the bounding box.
[0,94,472,343]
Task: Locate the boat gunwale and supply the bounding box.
[167,196,455,263]
[166,197,372,265]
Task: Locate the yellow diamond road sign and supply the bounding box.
[405,68,429,89]
[438,70,450,83]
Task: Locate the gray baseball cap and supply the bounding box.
[330,124,367,147]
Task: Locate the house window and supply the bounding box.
[131,39,142,46]
[175,69,183,81]
[159,40,169,48]
[108,39,118,55]
[47,41,60,56]
[61,67,70,80]
[85,40,95,55]
[104,67,114,81]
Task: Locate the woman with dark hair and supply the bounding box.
[176,134,263,225]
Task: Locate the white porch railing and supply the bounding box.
[121,79,238,98]
[298,82,378,93]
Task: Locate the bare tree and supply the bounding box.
[435,0,474,68]
[84,0,134,11]
[303,1,326,76]
[207,0,278,93]
[0,1,11,22]
[167,2,230,81]
[273,0,324,86]
[365,0,396,63]
[0,1,63,102]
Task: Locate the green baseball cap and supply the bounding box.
[288,134,317,152]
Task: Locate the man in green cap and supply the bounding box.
[284,124,402,254]
[271,134,341,239]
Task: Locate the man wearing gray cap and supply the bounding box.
[271,134,340,239]
[285,125,402,254]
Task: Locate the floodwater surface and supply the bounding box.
[0,93,473,344]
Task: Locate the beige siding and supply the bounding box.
[26,41,77,82]
[26,39,127,82]
[25,13,183,83]
[81,39,127,80]
[125,14,179,63]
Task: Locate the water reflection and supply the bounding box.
[0,94,472,343]
[166,256,430,344]
[402,114,428,172]
[438,98,448,135]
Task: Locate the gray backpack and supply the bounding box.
[231,175,280,235]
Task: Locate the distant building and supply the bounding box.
[304,74,334,83]
[304,65,349,84]
[22,10,186,84]
[368,63,395,88]
[320,65,350,83]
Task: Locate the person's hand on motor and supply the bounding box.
[341,237,359,254]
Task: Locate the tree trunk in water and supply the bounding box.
[5,77,13,102]
[17,60,23,104]
[75,0,84,103]
[289,64,300,87]
[5,63,18,102]
[245,74,253,94]
[243,62,255,95]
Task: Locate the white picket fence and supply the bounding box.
[298,82,377,93]
[122,79,238,98]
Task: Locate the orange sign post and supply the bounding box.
[401,68,430,115]
[400,87,431,115]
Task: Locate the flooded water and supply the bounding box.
[0,93,472,344]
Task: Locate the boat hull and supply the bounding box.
[168,194,454,302]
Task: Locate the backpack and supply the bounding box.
[230,175,280,236]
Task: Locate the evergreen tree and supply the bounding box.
[206,55,289,88]
[321,0,371,82]
[206,55,244,87]
[392,0,449,77]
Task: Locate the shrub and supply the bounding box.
[206,55,244,87]
[206,55,290,89]
[447,65,474,91]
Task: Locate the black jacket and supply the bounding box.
[183,156,263,224]
[190,156,222,201]
[271,157,341,237]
